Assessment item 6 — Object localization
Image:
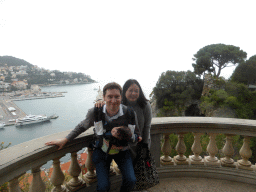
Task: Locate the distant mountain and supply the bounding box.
[0,56,34,67]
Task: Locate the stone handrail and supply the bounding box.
[1,117,256,191]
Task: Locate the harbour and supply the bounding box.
[0,82,153,147]
[0,90,65,126]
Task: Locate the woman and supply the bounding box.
[96,79,152,149]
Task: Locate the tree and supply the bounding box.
[231,55,256,85]
[192,44,247,77]
[153,70,203,116]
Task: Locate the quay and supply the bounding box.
[0,99,26,126]
[0,91,65,126]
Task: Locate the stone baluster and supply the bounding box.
[174,133,188,165]
[204,133,220,166]
[160,133,174,165]
[9,175,23,192]
[110,160,117,176]
[238,136,253,170]
[190,133,204,165]
[66,152,86,191]
[220,134,235,168]
[50,157,67,192]
[113,160,121,175]
[83,147,97,185]
[29,166,46,192]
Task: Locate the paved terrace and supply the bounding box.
[1,117,256,191]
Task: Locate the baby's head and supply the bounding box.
[115,126,132,142]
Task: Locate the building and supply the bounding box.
[11,81,28,90]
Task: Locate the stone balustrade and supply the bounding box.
[1,117,256,191]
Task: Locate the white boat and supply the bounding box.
[0,122,5,128]
[15,114,51,126]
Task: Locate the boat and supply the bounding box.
[0,122,5,129]
[50,114,59,119]
[15,114,51,126]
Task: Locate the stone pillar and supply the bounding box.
[174,133,188,165]
[29,166,46,192]
[190,133,204,165]
[109,161,117,176]
[204,133,220,166]
[150,133,161,167]
[9,175,23,192]
[66,152,86,191]
[238,136,253,170]
[83,147,97,185]
[220,134,235,168]
[50,157,67,192]
[113,160,121,175]
[160,133,174,165]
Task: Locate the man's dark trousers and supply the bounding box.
[92,148,136,192]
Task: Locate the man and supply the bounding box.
[46,82,141,192]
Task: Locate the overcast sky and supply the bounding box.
[1,0,256,92]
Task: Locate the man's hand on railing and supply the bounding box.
[45,138,69,150]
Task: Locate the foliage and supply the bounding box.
[0,56,33,67]
[0,142,11,150]
[200,81,256,120]
[192,44,247,77]
[153,70,203,116]
[231,55,256,85]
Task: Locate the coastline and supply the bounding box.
[0,90,66,126]
[39,81,96,87]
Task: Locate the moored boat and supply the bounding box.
[15,114,51,126]
[0,122,5,128]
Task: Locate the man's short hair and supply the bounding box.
[103,82,122,96]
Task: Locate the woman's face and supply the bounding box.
[125,83,140,102]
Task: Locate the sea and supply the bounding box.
[0,81,154,168]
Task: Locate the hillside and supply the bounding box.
[0,56,96,89]
[0,56,34,67]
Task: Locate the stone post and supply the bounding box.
[50,157,67,192]
[204,133,220,166]
[190,132,204,165]
[9,175,23,192]
[29,166,46,192]
[66,152,86,191]
[238,136,253,170]
[174,133,188,165]
[160,133,174,165]
[83,147,97,185]
[220,134,235,168]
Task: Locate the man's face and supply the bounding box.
[103,88,122,113]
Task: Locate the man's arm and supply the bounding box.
[46,107,95,150]
[66,108,95,141]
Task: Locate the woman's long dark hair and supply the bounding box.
[122,79,148,108]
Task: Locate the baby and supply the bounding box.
[101,126,132,155]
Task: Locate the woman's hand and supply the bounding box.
[95,100,105,108]
[138,136,142,142]
[45,138,69,150]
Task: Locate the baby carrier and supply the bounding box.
[92,105,135,154]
